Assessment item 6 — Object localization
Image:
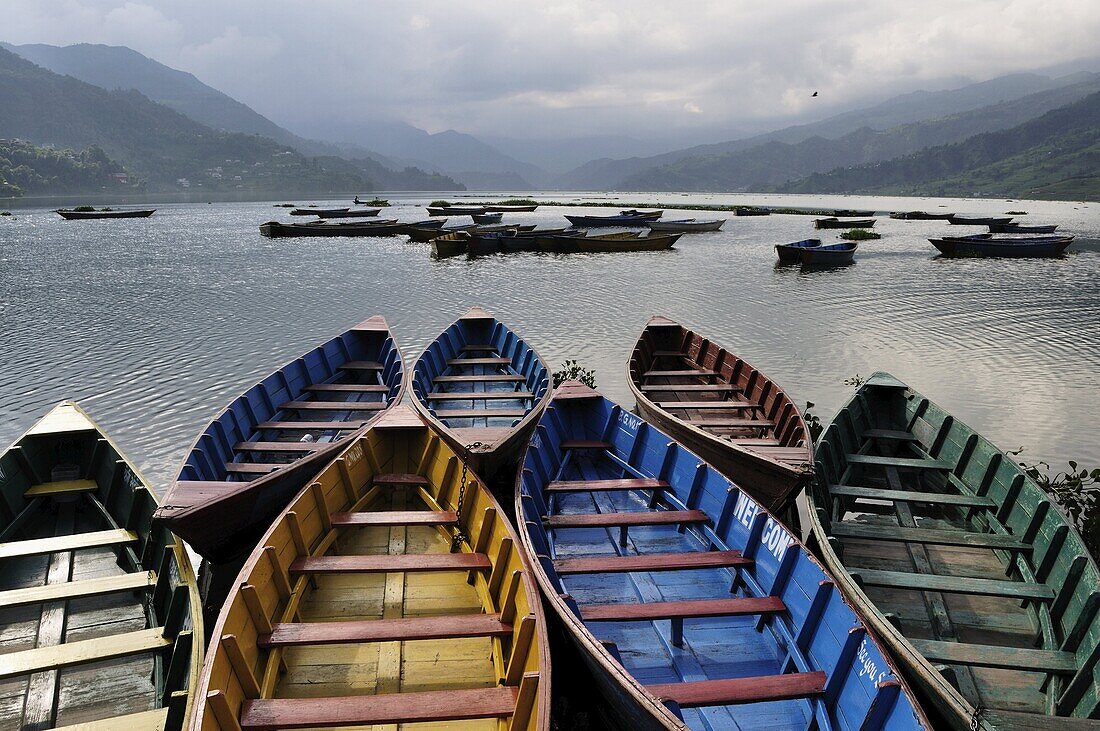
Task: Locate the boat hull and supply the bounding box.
[799,243,857,265]
[645,219,724,232]
[814,218,875,229]
[260,220,404,237]
[930,236,1073,258]
[947,216,1014,225]
[775,238,821,263]
[314,208,381,218]
[564,214,653,227]
[56,208,155,219]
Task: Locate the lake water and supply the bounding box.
[1,192,1098,492]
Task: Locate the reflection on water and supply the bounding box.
[1,193,1098,491]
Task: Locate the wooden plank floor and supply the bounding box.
[0,513,158,730]
[276,490,500,730]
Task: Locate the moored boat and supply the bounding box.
[808,372,1100,729]
[541,231,680,253]
[0,401,202,730]
[483,203,539,212]
[427,205,488,216]
[619,209,663,220]
[504,227,570,252]
[929,234,1074,258]
[397,219,447,237]
[259,220,403,237]
[564,213,656,227]
[192,406,550,731]
[833,209,875,217]
[154,316,404,564]
[55,208,156,219]
[314,207,382,218]
[289,207,349,216]
[516,381,929,731]
[410,307,551,480]
[988,222,1059,234]
[628,317,813,514]
[430,231,470,258]
[467,228,517,255]
[734,206,771,216]
[890,211,956,220]
[472,211,505,224]
[800,241,857,266]
[775,238,822,263]
[645,218,725,232]
[814,217,876,229]
[947,215,1014,226]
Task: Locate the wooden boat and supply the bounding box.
[775,238,822,263]
[814,217,876,229]
[645,218,725,232]
[890,211,956,220]
[502,227,570,253]
[947,215,1014,226]
[430,231,471,258]
[0,401,202,730]
[516,381,929,731]
[427,205,488,216]
[484,203,539,212]
[472,211,505,224]
[259,220,404,238]
[467,228,517,256]
[564,213,654,227]
[314,208,382,219]
[734,206,771,216]
[410,306,551,480]
[55,208,156,219]
[154,316,404,563]
[929,235,1074,258]
[801,242,857,266]
[808,372,1100,729]
[397,219,447,237]
[628,317,813,514]
[988,222,1059,234]
[289,207,349,216]
[540,231,680,253]
[192,406,550,731]
[619,209,663,220]
[833,209,876,217]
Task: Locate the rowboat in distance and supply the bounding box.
[775,238,822,263]
[628,317,813,514]
[259,220,405,237]
[427,205,488,216]
[540,231,681,253]
[154,315,404,564]
[516,382,929,731]
[314,208,382,218]
[808,372,1100,729]
[645,218,725,232]
[472,211,505,224]
[833,209,876,217]
[193,406,550,731]
[484,203,539,212]
[620,209,664,220]
[430,231,471,258]
[930,235,1074,258]
[55,208,156,219]
[988,222,1059,234]
[890,211,956,220]
[801,242,857,266]
[814,217,876,229]
[734,206,771,216]
[947,215,1014,226]
[289,207,349,216]
[564,213,655,227]
[410,306,551,480]
[397,219,446,237]
[0,401,202,730]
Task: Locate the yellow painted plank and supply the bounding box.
[0,627,171,679]
[0,529,137,560]
[24,479,99,497]
[52,707,168,731]
[0,571,155,608]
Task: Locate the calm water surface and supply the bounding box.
[1,192,1098,491]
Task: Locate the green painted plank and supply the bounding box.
[830,484,994,508]
[851,568,1053,601]
[909,638,1076,673]
[846,454,952,470]
[831,523,1031,551]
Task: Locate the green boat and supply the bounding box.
[808,373,1100,729]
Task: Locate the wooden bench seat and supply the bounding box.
[657,401,756,410]
[647,670,826,707]
[0,627,171,679]
[641,384,740,393]
[555,550,749,575]
[643,369,719,378]
[305,383,390,393]
[546,478,669,493]
[846,454,953,470]
[24,479,98,498]
[909,638,1077,673]
[290,552,492,575]
[831,484,995,508]
[980,709,1100,730]
[280,400,385,411]
[239,687,519,729]
[558,440,612,450]
[435,408,528,419]
[832,523,1031,551]
[434,374,525,383]
[0,529,137,560]
[863,429,916,441]
[224,462,284,475]
[0,571,156,608]
[373,473,430,487]
[234,441,324,453]
[331,510,457,527]
[686,419,774,428]
[256,420,366,431]
[448,357,511,366]
[426,391,533,400]
[851,568,1054,601]
[338,360,383,371]
[260,613,511,647]
[52,707,169,731]
[545,510,709,529]
[580,596,785,622]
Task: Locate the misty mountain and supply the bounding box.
[480,133,673,175]
[561,71,1099,190]
[779,91,1100,200]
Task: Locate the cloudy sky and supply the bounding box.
[6,1,1100,144]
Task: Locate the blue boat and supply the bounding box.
[930,235,1074,258]
[155,315,405,562]
[775,238,822,263]
[410,306,551,479]
[516,382,930,730]
[801,242,857,266]
[565,213,658,227]
[466,228,518,256]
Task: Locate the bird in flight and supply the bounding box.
[812,91,819,97]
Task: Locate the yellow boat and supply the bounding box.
[0,401,202,729]
[191,405,550,730]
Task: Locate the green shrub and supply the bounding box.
[841,228,881,240]
[430,200,451,207]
